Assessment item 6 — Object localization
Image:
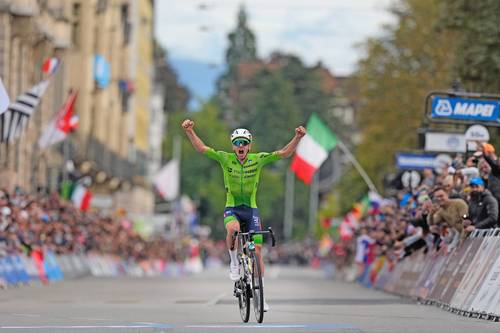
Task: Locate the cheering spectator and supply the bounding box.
[427,187,468,250]
[477,143,500,208]
[465,177,498,231]
[428,188,468,232]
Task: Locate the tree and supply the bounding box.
[163,102,230,238]
[225,6,258,73]
[245,69,300,152]
[335,0,456,208]
[444,0,500,93]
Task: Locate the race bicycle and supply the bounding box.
[232,227,276,323]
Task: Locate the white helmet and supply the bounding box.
[230,128,252,143]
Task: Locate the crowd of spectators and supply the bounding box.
[0,189,225,265]
[349,142,500,280]
[0,187,316,272]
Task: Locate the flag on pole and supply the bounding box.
[0,77,9,114]
[153,159,180,201]
[38,90,78,149]
[41,57,60,76]
[290,113,338,184]
[71,184,92,211]
[0,80,50,143]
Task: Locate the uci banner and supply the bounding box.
[430,96,500,123]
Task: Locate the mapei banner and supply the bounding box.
[431,96,500,123]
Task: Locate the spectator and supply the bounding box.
[465,177,498,231]
[427,187,468,250]
[421,169,435,188]
[428,187,468,233]
[478,143,500,209]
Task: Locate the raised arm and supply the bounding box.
[181,119,209,153]
[276,126,306,158]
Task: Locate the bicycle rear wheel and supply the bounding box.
[251,252,264,323]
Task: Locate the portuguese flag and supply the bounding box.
[290,114,338,184]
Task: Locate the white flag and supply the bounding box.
[0,77,8,114]
[154,159,180,201]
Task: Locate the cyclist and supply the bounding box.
[182,119,306,311]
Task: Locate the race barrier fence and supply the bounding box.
[365,228,500,320]
[0,251,196,289]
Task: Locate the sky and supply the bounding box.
[155,0,396,102]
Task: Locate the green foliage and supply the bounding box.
[279,55,332,124]
[245,69,300,152]
[163,102,230,238]
[225,6,258,73]
[443,0,500,92]
[340,0,455,198]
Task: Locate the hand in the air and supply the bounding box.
[182,119,194,130]
[295,126,306,138]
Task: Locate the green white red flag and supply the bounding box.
[290,113,338,184]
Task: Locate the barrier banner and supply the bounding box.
[467,236,500,312]
[43,251,63,281]
[450,233,498,310]
[0,256,18,285]
[439,236,482,304]
[12,255,30,284]
[413,252,440,299]
[419,253,448,300]
[429,244,465,302]
[485,253,500,314]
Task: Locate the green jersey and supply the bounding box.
[204,148,281,208]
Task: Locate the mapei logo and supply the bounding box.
[433,97,498,119]
[434,99,453,116]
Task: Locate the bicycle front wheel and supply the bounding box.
[237,277,250,322]
[251,252,264,323]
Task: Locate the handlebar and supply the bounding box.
[232,227,276,247]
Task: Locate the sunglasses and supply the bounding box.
[232,139,250,147]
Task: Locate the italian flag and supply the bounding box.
[71,184,92,211]
[290,114,338,184]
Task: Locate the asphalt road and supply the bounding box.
[0,266,498,333]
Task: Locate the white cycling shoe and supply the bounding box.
[263,300,270,312]
[229,262,240,281]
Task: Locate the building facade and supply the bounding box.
[0,0,160,214]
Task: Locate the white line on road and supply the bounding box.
[184,323,357,330]
[0,324,173,330]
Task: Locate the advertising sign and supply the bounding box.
[396,153,435,170]
[431,96,500,123]
[424,132,466,153]
[469,238,500,313]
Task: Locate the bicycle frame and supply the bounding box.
[232,227,276,323]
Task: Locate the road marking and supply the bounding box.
[0,324,173,330]
[184,323,357,330]
[206,292,227,306]
[0,323,356,331]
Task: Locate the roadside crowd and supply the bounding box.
[0,190,222,265]
[352,142,500,281]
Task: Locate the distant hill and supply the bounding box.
[170,57,225,110]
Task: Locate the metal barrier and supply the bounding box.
[365,228,500,321]
[0,252,194,290]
